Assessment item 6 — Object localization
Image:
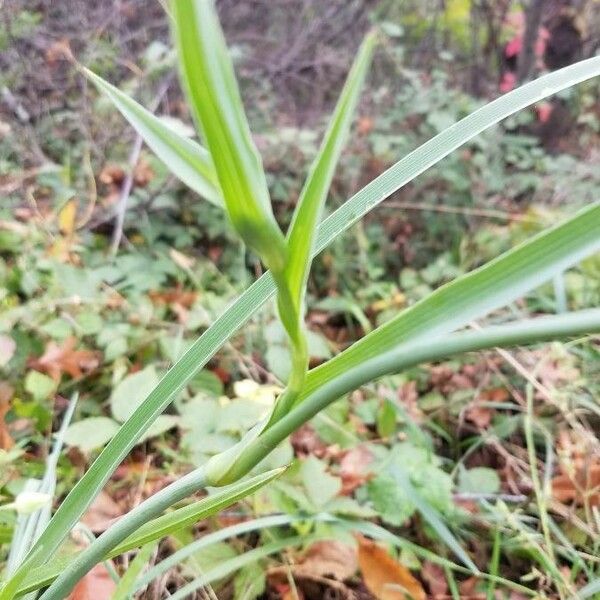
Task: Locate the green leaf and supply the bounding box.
[300,202,600,400]
[110,366,159,423]
[111,542,158,600]
[284,31,376,310]
[9,58,600,598]
[228,309,600,485]
[168,536,314,600]
[63,417,120,453]
[17,469,285,595]
[368,443,454,527]
[234,563,266,600]
[171,0,286,272]
[24,371,56,403]
[390,466,477,572]
[83,68,221,206]
[301,456,342,509]
[458,467,501,495]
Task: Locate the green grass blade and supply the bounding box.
[83,68,221,206]
[578,578,600,599]
[111,542,158,600]
[389,466,478,572]
[171,0,286,272]
[16,469,284,595]
[135,513,319,591]
[300,202,600,400]
[285,31,376,308]
[5,58,600,600]
[168,535,318,600]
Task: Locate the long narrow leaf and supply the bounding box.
[299,202,600,400]
[270,31,376,420]
[84,68,221,206]
[7,58,600,599]
[169,535,319,600]
[221,308,600,483]
[16,469,284,596]
[172,0,286,271]
[285,31,376,307]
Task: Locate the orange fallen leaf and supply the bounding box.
[552,464,600,506]
[67,563,116,600]
[98,164,125,186]
[45,38,73,65]
[0,382,14,450]
[133,156,154,187]
[29,337,100,382]
[148,287,197,308]
[357,536,426,600]
[357,116,374,135]
[421,561,448,597]
[458,575,485,599]
[464,403,493,429]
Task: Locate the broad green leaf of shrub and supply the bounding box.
[63,417,121,453]
[110,366,159,423]
[458,467,501,495]
[367,443,454,526]
[24,371,56,403]
[301,456,342,509]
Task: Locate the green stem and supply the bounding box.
[223,309,600,482]
[269,271,309,424]
[38,467,208,600]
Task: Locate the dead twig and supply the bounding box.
[109,76,173,255]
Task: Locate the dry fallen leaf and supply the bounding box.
[421,561,448,597]
[357,116,374,136]
[98,164,125,186]
[29,337,100,382]
[58,199,78,237]
[148,287,197,308]
[464,403,493,429]
[81,490,123,533]
[357,536,426,600]
[339,445,373,495]
[45,38,73,65]
[297,540,358,581]
[67,563,116,600]
[133,156,154,187]
[552,463,600,506]
[0,382,14,450]
[458,575,485,599]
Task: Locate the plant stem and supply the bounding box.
[268,271,309,424]
[223,309,600,482]
[38,467,208,600]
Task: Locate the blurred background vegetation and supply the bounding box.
[1,1,600,598]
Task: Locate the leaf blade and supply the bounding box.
[83,67,221,206]
[16,469,285,595]
[300,201,600,399]
[171,0,286,271]
[285,31,376,306]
